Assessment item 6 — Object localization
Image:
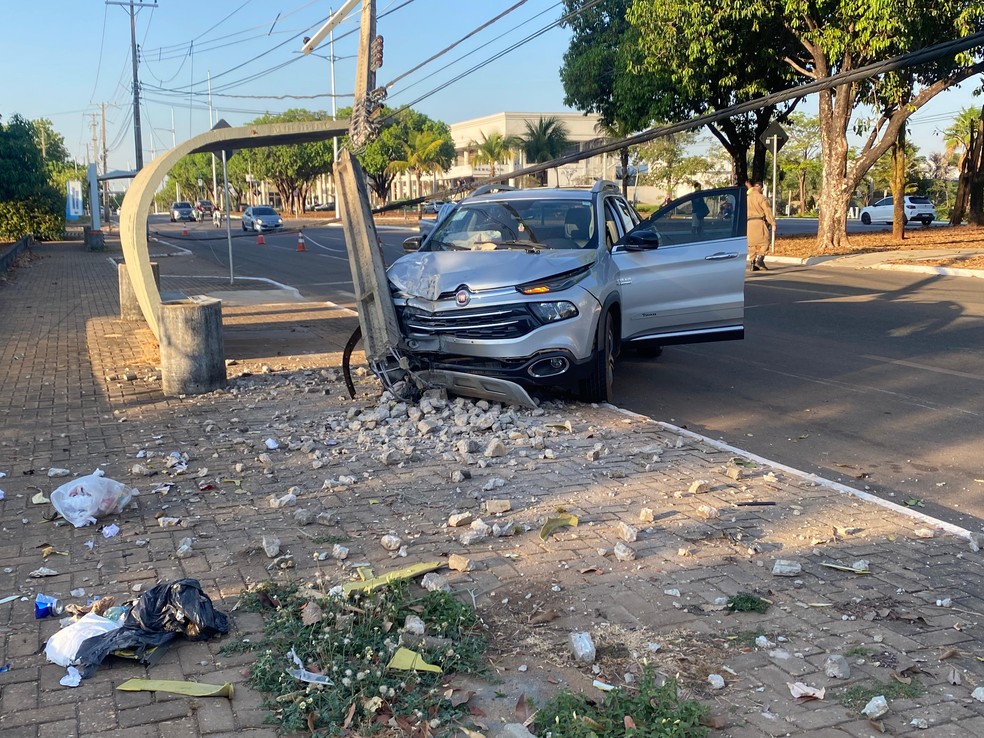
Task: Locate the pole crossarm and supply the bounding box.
[119,119,349,339]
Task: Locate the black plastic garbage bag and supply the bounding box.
[74,578,229,678]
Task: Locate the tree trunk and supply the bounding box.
[967,112,984,226]
[798,171,807,215]
[891,126,906,241]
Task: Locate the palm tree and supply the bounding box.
[469,131,522,179]
[943,107,982,172]
[522,117,571,186]
[386,130,451,209]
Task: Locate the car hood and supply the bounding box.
[388,249,595,301]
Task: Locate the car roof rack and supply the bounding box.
[470,183,518,197]
[590,180,620,194]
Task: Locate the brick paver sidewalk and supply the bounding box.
[1,241,983,738]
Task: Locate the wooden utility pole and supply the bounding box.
[101,103,112,227]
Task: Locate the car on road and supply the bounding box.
[421,200,446,214]
[170,201,195,222]
[241,206,284,232]
[860,195,935,226]
[389,181,747,403]
[311,201,335,212]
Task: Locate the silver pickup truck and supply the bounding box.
[390,181,747,403]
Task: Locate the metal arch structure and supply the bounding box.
[119,119,349,339]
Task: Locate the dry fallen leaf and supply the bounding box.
[940,648,963,661]
[450,690,474,708]
[530,609,559,625]
[787,682,825,701]
[341,702,356,730]
[868,718,887,733]
[624,716,637,729]
[948,667,962,685]
[515,692,531,723]
[889,672,911,685]
[301,600,324,626]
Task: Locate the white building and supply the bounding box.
[389,111,615,201]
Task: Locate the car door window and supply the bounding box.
[623,189,741,247]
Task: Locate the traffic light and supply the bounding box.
[370,35,383,71]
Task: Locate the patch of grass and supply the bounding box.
[726,628,766,649]
[844,645,872,658]
[726,592,771,613]
[532,666,708,738]
[836,679,924,710]
[218,638,259,655]
[308,534,348,545]
[239,579,487,736]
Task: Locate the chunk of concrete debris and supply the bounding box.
[459,520,491,545]
[696,504,720,520]
[707,674,726,690]
[404,615,425,636]
[158,517,181,528]
[381,534,403,551]
[825,654,851,679]
[316,511,335,526]
[569,632,596,663]
[447,554,474,572]
[293,508,314,526]
[175,537,193,559]
[772,560,802,577]
[421,573,450,592]
[47,468,71,478]
[613,542,636,562]
[969,532,984,553]
[449,469,471,483]
[484,499,512,515]
[331,544,349,560]
[861,695,889,719]
[448,512,474,528]
[131,463,153,476]
[914,528,935,539]
[639,508,655,523]
[725,466,743,481]
[689,480,711,494]
[485,439,508,458]
[618,522,639,542]
[380,449,402,466]
[492,521,517,537]
[262,536,281,558]
[482,477,506,492]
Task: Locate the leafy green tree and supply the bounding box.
[944,106,983,171]
[522,117,571,186]
[0,114,64,240]
[594,118,639,197]
[169,153,216,203]
[778,113,822,214]
[248,109,335,215]
[365,108,454,204]
[387,130,454,210]
[469,131,522,179]
[627,0,800,185]
[637,131,708,200]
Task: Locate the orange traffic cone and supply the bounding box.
[256,233,265,245]
[296,232,306,252]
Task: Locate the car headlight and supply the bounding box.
[516,265,590,295]
[529,301,578,323]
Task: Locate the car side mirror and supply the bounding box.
[402,235,423,252]
[619,229,660,251]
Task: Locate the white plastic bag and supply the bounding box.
[50,472,136,528]
[45,613,121,666]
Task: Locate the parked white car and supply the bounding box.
[859,196,935,226]
[241,206,284,232]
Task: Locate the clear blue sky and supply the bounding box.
[4,0,978,172]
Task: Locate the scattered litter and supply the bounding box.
[175,538,194,559]
[539,513,578,541]
[788,682,825,701]
[117,678,233,698]
[825,654,851,679]
[164,452,188,472]
[936,597,952,608]
[755,636,775,648]
[70,588,85,598]
[35,593,64,618]
[262,536,281,558]
[102,524,120,538]
[31,492,49,504]
[0,490,4,500]
[158,517,181,528]
[909,718,929,729]
[380,534,403,551]
[60,666,82,687]
[820,561,870,574]
[387,647,442,673]
[972,686,984,702]
[84,540,95,551]
[264,438,280,450]
[0,663,10,673]
[48,468,72,478]
[340,561,443,595]
[592,679,615,691]
[708,674,726,690]
[45,613,122,666]
[569,632,596,663]
[50,472,136,528]
[0,595,19,605]
[861,695,889,719]
[29,567,59,578]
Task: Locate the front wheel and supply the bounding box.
[579,311,615,403]
[860,212,871,225]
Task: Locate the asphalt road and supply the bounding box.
[617,264,984,528]
[153,216,984,527]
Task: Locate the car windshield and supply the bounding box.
[253,207,277,216]
[174,202,191,208]
[425,198,596,252]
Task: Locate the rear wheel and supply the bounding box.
[580,311,615,403]
[922,218,933,226]
[860,212,871,225]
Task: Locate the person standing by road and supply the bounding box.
[746,181,775,271]
[691,182,709,236]
[213,208,222,228]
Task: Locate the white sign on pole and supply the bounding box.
[66,180,83,220]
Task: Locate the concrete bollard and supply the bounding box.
[118,262,160,321]
[158,297,227,396]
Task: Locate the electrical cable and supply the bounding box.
[88,3,111,106]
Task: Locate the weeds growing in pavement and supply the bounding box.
[532,666,708,738]
[836,678,924,710]
[236,580,487,736]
